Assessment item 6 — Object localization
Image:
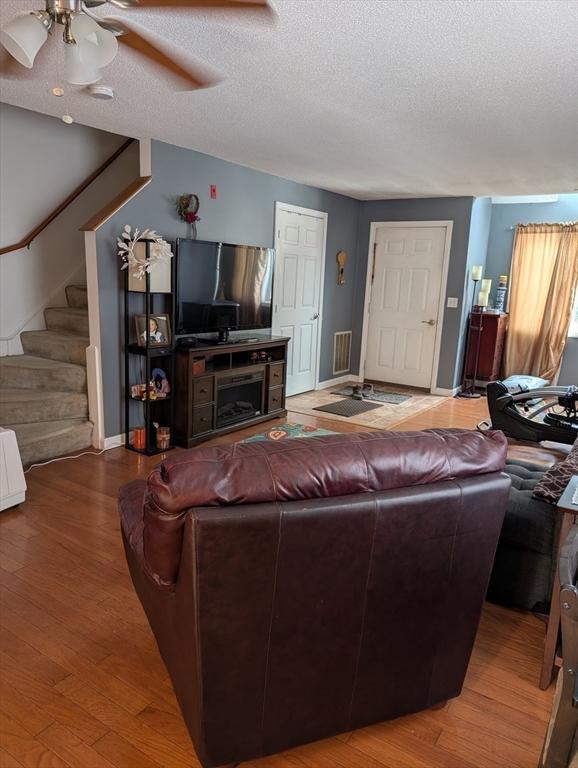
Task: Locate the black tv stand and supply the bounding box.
[217,328,230,344]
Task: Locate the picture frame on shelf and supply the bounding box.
[135,314,172,347]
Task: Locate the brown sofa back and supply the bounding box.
[119,429,510,768]
[138,428,507,587]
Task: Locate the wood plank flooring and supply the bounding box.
[0,396,553,768]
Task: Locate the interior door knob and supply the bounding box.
[311,313,319,320]
[421,319,436,326]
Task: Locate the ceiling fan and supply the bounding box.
[0,0,274,90]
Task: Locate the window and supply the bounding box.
[569,286,578,338]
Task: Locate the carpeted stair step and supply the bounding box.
[0,389,88,425]
[66,284,88,308]
[44,307,89,336]
[0,355,86,393]
[7,419,93,466]
[20,330,89,366]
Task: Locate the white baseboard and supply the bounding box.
[317,373,362,390]
[102,433,126,450]
[431,386,461,397]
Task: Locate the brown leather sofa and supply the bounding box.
[119,428,510,768]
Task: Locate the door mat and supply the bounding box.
[243,423,337,442]
[313,399,382,418]
[331,386,411,405]
[287,389,445,430]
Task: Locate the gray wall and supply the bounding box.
[0,104,133,356]
[354,197,475,389]
[485,193,578,385]
[0,103,125,247]
[95,137,576,438]
[457,196,492,383]
[96,139,361,437]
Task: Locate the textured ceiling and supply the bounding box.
[1,0,577,200]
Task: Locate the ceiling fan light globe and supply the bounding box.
[0,13,48,68]
[71,14,118,68]
[64,42,102,85]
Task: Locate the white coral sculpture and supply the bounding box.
[118,225,173,279]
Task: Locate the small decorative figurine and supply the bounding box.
[152,368,171,398]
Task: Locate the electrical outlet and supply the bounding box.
[210,185,217,199]
[446,297,459,308]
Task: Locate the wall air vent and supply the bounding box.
[333,331,352,375]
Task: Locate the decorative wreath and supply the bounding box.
[118,225,173,280]
[176,193,201,224]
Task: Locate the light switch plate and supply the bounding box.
[446,297,459,308]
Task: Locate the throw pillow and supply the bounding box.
[533,438,578,503]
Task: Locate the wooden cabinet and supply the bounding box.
[175,336,289,448]
[192,404,214,436]
[193,377,214,405]
[464,312,508,383]
[267,387,284,413]
[268,362,285,388]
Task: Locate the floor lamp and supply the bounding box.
[458,266,483,399]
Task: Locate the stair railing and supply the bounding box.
[0,137,135,256]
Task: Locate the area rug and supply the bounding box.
[243,422,336,442]
[313,398,382,417]
[331,385,411,404]
[287,385,446,430]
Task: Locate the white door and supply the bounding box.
[364,225,447,388]
[273,205,326,396]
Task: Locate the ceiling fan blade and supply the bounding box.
[107,0,273,14]
[110,19,220,90]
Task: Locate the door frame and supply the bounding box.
[359,220,453,394]
[273,201,328,392]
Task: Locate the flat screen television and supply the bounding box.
[176,239,274,340]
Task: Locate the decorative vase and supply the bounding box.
[495,275,508,313]
[189,222,197,240]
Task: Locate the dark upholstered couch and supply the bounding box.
[487,459,560,611]
[119,429,510,768]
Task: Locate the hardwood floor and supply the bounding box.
[0,396,553,768]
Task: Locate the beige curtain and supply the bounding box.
[503,222,578,382]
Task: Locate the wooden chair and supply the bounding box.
[540,523,578,768]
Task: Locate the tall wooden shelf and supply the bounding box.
[123,239,176,456]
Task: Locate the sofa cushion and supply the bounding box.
[533,438,578,504]
[488,459,558,610]
[133,428,507,588]
[502,461,555,554]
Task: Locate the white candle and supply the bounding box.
[471,265,483,281]
[477,291,489,307]
[481,279,492,293]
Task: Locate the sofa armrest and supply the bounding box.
[142,489,189,588]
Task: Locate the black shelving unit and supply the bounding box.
[124,239,176,456]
